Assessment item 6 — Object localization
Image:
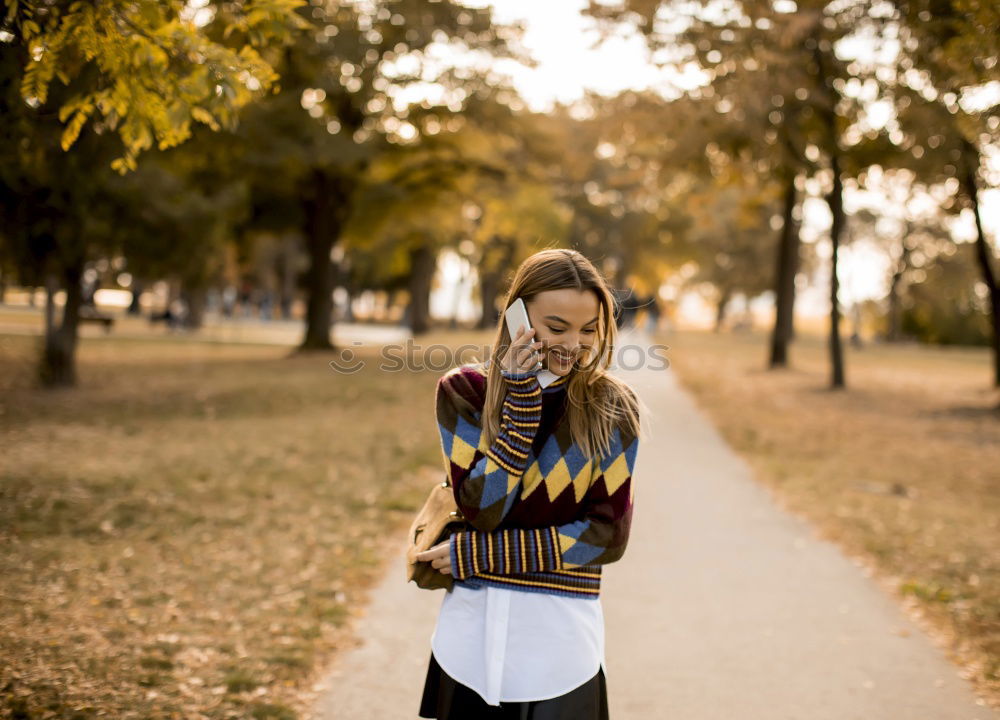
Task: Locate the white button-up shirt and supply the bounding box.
[429,582,607,705]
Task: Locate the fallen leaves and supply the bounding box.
[0,335,441,718]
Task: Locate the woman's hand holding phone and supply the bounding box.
[503,325,545,374]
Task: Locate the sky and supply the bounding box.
[478,0,671,110]
[429,0,999,325]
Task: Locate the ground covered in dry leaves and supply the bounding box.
[1,333,443,719]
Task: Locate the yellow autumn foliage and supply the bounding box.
[5,0,311,173]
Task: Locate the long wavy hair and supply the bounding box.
[472,248,645,460]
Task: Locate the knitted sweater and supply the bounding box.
[435,362,639,599]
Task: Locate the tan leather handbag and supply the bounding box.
[405,475,468,591]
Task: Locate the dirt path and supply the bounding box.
[309,328,995,719]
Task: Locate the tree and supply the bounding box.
[874,0,1000,384]
[112,128,254,329]
[223,0,521,349]
[342,97,557,334]
[524,96,690,297]
[4,0,309,172]
[683,170,783,331]
[0,0,308,386]
[590,0,891,388]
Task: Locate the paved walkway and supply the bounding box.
[309,328,995,719]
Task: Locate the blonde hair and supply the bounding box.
[473,248,644,460]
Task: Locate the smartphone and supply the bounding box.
[503,298,559,388]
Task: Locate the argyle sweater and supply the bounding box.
[434,363,639,599]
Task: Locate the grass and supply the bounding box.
[0,332,444,719]
[657,326,999,709]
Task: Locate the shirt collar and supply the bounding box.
[541,371,570,394]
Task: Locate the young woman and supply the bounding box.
[416,249,644,719]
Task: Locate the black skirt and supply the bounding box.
[418,650,610,720]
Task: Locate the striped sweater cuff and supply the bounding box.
[488,370,542,468]
[450,527,563,580]
[500,367,541,381]
[499,369,543,415]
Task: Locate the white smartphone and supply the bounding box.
[503,298,558,388]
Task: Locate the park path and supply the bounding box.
[309,327,995,720]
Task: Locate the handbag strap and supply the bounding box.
[441,474,465,521]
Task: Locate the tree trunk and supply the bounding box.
[386,287,402,323]
[343,283,356,323]
[886,265,902,342]
[450,257,469,330]
[811,40,846,388]
[826,153,846,389]
[40,254,84,388]
[478,272,500,330]
[275,240,296,321]
[960,142,1000,387]
[300,170,346,350]
[127,279,144,316]
[769,173,800,368]
[886,230,911,342]
[476,235,515,330]
[714,287,731,333]
[43,273,57,347]
[407,242,437,335]
[181,285,207,330]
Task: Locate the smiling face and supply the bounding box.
[525,288,601,376]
